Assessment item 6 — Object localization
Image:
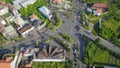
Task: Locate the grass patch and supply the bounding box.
[84,40,120,67]
[59,33,74,44]
[32,61,74,68]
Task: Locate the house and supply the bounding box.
[14,16,26,30]
[7,4,19,16]
[0,55,13,68]
[53,0,62,4]
[30,14,46,30]
[0,2,9,15]
[0,17,6,33]
[2,25,18,39]
[92,3,108,9]
[0,22,5,33]
[13,0,36,9]
[18,24,34,38]
[87,3,108,16]
[32,20,46,30]
[29,14,39,22]
[38,6,52,20]
[0,16,6,25]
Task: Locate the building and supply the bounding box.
[92,3,108,9]
[87,3,108,16]
[0,55,13,68]
[0,2,9,15]
[14,16,26,30]
[0,17,6,33]
[92,3,108,16]
[2,25,18,39]
[13,0,36,9]
[18,24,34,38]
[29,14,39,22]
[33,45,65,62]
[7,4,19,16]
[32,20,46,30]
[38,6,52,20]
[53,0,62,4]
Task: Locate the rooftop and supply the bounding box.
[29,14,38,20]
[0,56,13,68]
[18,24,33,34]
[53,0,61,3]
[92,3,108,8]
[14,16,26,26]
[36,45,65,59]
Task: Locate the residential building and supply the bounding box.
[7,4,19,16]
[14,16,26,30]
[0,22,5,33]
[87,3,108,16]
[0,17,6,33]
[92,3,108,9]
[0,55,13,68]
[0,2,9,15]
[0,16,6,25]
[13,0,36,9]
[18,24,34,38]
[53,0,62,4]
[2,25,18,39]
[92,3,108,16]
[29,14,39,22]
[38,6,52,20]
[32,20,46,30]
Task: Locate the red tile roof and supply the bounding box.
[18,24,33,34]
[7,3,16,10]
[0,62,11,68]
[0,2,7,9]
[96,8,103,13]
[53,0,61,3]
[30,14,38,19]
[92,3,108,9]
[0,56,13,68]
[25,63,31,68]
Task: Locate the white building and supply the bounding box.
[0,6,9,15]
[18,24,34,38]
[14,16,26,30]
[3,25,18,39]
[38,6,52,20]
[13,0,36,9]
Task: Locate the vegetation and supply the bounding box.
[19,0,51,27]
[88,0,120,46]
[59,33,74,44]
[51,18,63,30]
[82,0,108,4]
[0,0,12,3]
[84,40,120,67]
[33,61,74,68]
[0,34,6,46]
